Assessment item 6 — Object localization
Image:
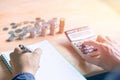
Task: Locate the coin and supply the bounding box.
[7,34,16,41]
[8,31,14,34]
[11,25,17,29]
[18,33,25,40]
[22,26,28,32]
[15,29,22,33]
[10,23,18,29]
[10,23,16,25]
[3,27,9,31]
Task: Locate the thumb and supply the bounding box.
[82,53,100,65]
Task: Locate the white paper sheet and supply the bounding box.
[1,40,86,80]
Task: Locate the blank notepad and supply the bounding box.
[1,40,86,80]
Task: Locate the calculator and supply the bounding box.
[65,26,97,56]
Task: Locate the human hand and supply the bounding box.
[10,47,42,76]
[81,35,120,71]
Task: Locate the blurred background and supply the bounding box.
[0,0,120,41]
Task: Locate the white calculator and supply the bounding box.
[65,26,97,56]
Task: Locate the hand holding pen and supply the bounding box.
[0,45,33,74]
[9,45,42,76]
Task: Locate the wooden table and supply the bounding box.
[0,0,120,80]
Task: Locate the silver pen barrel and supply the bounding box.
[19,44,32,53]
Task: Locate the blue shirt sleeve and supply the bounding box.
[12,73,35,80]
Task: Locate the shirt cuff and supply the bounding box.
[12,72,35,80]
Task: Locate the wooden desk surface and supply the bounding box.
[0,0,120,79]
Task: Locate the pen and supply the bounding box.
[19,44,32,53]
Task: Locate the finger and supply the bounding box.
[83,41,102,50]
[10,52,14,60]
[9,60,12,66]
[82,54,100,65]
[81,46,100,57]
[97,35,114,46]
[9,60,14,74]
[97,35,108,43]
[14,48,22,54]
[87,51,100,57]
[9,60,14,68]
[32,48,42,57]
[10,52,18,67]
[10,48,22,62]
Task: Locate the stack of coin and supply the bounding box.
[5,17,65,42]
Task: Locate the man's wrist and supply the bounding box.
[21,68,35,75]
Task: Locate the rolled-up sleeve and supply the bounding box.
[12,73,35,80]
